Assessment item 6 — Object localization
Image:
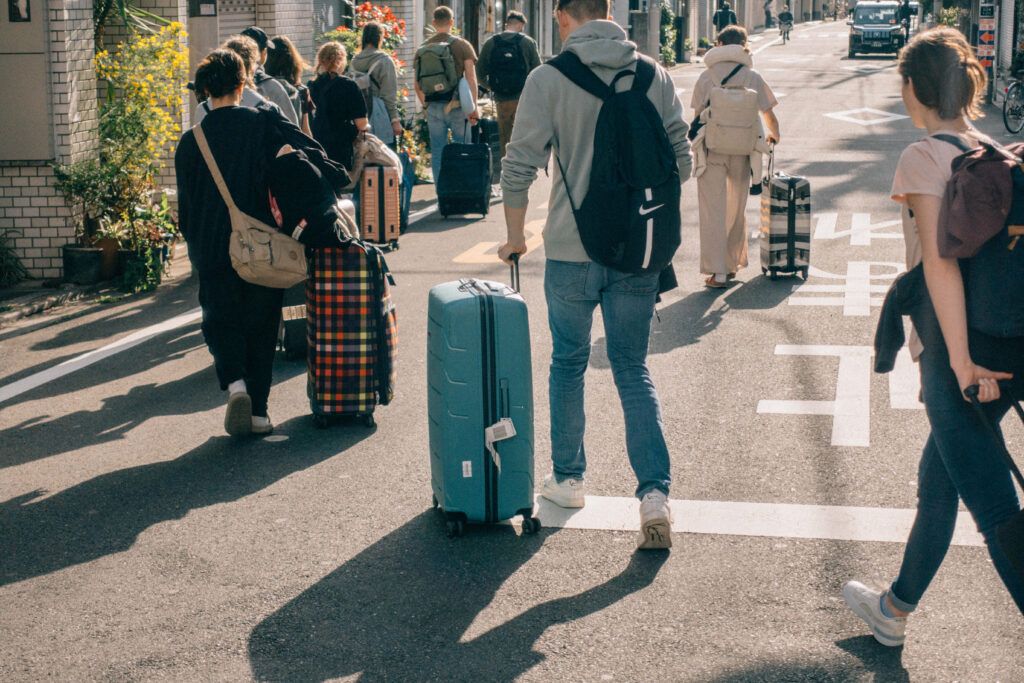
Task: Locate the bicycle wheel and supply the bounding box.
[1004,82,1024,134]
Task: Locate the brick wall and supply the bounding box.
[258,1,315,63]
[0,0,98,280]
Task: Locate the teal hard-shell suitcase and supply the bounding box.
[427,260,538,537]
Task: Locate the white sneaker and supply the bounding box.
[540,473,585,508]
[251,415,273,435]
[842,581,907,647]
[638,489,673,550]
[224,391,252,437]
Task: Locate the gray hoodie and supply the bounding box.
[500,20,692,262]
[350,47,401,122]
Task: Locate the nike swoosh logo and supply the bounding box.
[638,204,664,216]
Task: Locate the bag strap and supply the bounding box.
[548,51,613,101]
[630,55,656,94]
[192,123,239,213]
[700,63,745,113]
[965,385,1024,492]
[931,133,974,153]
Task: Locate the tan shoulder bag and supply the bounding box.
[193,123,307,289]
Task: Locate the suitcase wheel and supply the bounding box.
[445,519,465,538]
[362,414,376,428]
[521,516,541,535]
[769,269,778,281]
[313,413,330,429]
[432,493,439,510]
[800,267,809,280]
[761,267,767,276]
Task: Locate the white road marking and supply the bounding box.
[408,203,438,224]
[532,495,983,546]
[889,347,924,410]
[789,261,901,316]
[0,308,203,406]
[841,64,897,74]
[813,212,902,245]
[824,107,909,126]
[758,345,873,447]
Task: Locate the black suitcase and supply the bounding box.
[474,117,502,183]
[966,384,1024,586]
[437,133,492,218]
[279,280,308,360]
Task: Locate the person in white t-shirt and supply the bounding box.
[843,28,1024,648]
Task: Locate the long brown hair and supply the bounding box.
[265,34,310,86]
[898,27,986,120]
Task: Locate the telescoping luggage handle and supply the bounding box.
[965,383,1024,491]
[509,252,520,292]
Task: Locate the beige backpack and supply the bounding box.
[704,64,761,156]
[193,124,307,289]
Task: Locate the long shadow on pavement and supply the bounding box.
[0,416,371,587]
[248,520,668,682]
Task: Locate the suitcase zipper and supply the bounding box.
[474,282,499,523]
[787,179,797,268]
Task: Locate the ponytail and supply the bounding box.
[898,28,986,120]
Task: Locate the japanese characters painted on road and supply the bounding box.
[788,262,903,316]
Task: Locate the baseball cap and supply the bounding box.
[241,26,275,51]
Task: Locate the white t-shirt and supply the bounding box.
[193,87,276,125]
[890,128,982,359]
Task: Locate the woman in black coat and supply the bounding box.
[307,41,368,171]
[175,49,347,437]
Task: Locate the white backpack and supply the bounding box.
[704,64,761,156]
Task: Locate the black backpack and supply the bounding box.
[489,33,529,97]
[548,52,681,275]
[309,76,342,160]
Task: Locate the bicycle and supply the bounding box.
[1003,77,1024,134]
[780,21,793,44]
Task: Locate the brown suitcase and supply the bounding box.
[360,165,400,246]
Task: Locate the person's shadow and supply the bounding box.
[248,518,669,682]
[0,417,372,587]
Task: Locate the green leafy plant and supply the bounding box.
[660,0,676,66]
[116,192,178,294]
[684,38,694,52]
[97,295,124,304]
[938,6,965,27]
[699,37,711,48]
[94,0,172,49]
[0,228,29,287]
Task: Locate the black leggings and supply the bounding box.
[197,270,284,417]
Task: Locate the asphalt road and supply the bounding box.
[2,21,1023,681]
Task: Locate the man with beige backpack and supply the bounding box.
[691,26,780,288]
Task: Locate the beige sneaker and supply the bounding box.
[540,473,585,508]
[638,490,673,550]
[252,415,273,435]
[224,391,252,437]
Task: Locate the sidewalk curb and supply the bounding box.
[0,284,101,325]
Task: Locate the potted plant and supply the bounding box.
[682,38,694,63]
[52,160,113,285]
[697,37,711,56]
[117,192,179,294]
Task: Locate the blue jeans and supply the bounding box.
[544,259,671,499]
[890,329,1024,614]
[426,100,469,183]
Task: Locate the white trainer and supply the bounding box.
[842,581,907,647]
[252,415,273,435]
[638,489,673,550]
[540,473,585,508]
[224,391,252,437]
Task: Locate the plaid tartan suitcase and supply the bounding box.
[759,150,811,279]
[359,166,401,247]
[426,259,538,537]
[307,242,397,428]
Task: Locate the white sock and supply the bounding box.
[714,273,728,283]
[228,379,247,395]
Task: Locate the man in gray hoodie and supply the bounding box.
[498,0,692,550]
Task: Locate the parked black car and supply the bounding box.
[848,1,904,57]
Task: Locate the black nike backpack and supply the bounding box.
[548,52,681,274]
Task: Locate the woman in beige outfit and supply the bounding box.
[692,26,781,288]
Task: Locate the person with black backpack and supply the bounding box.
[476,11,541,159]
[307,41,368,171]
[496,0,692,550]
[713,1,739,33]
[241,26,299,126]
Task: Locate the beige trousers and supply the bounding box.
[697,150,751,276]
[496,99,519,159]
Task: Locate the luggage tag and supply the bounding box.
[484,417,516,474]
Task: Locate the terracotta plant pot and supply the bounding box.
[62,244,103,285]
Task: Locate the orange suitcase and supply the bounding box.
[360,165,401,247]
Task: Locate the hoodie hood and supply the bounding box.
[563,20,637,69]
[703,44,753,68]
